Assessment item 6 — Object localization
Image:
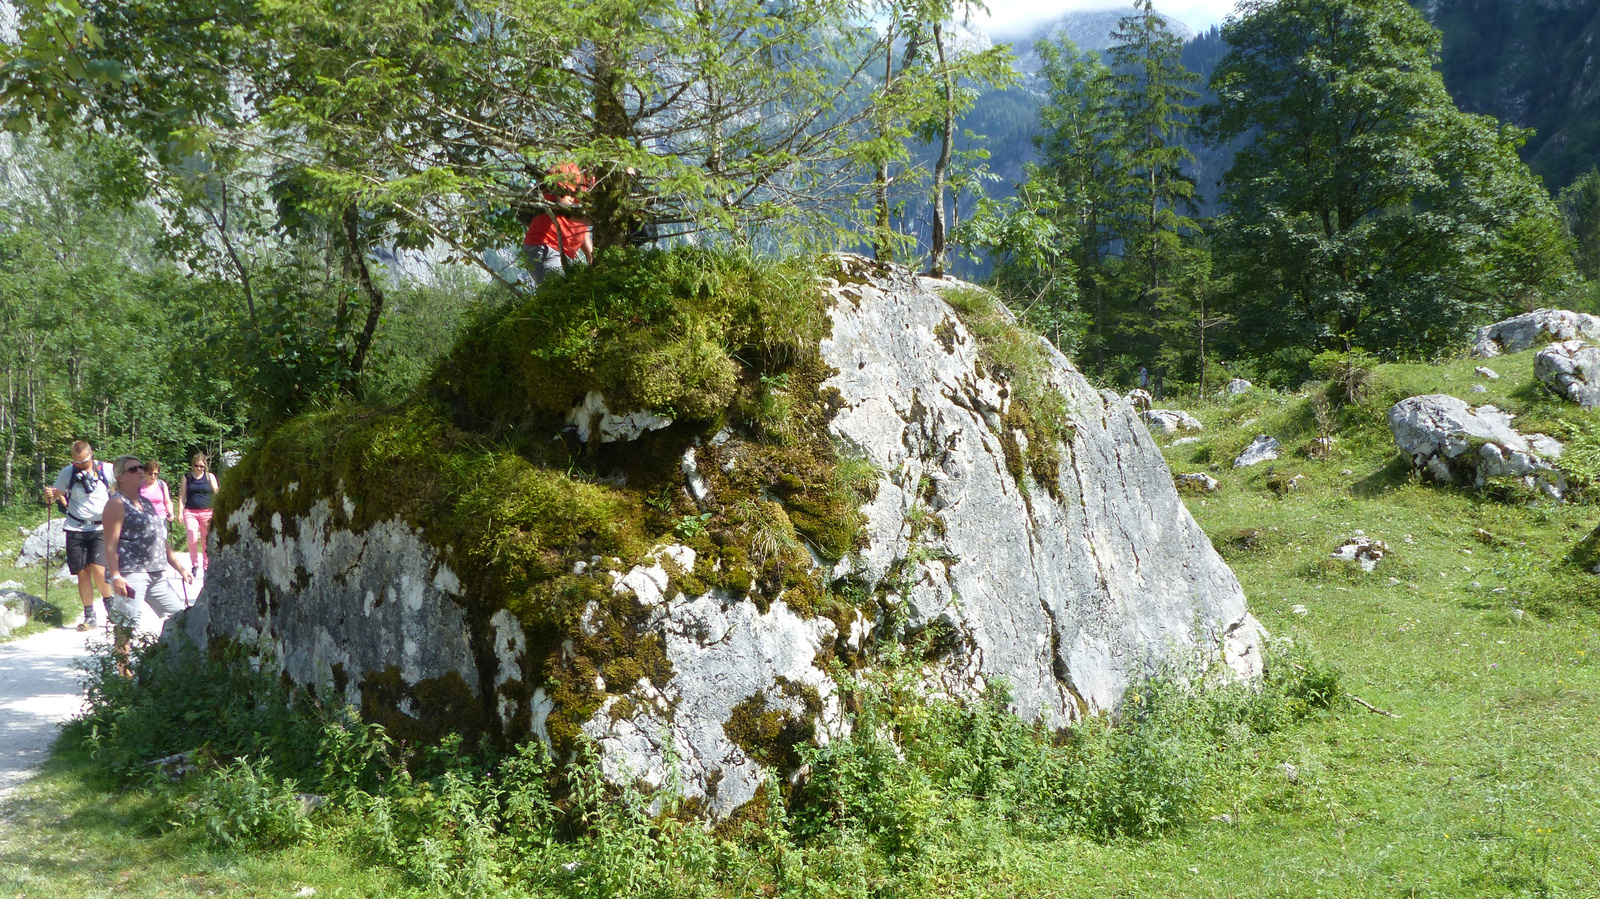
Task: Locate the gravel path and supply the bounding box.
[0,625,90,798]
[0,571,202,799]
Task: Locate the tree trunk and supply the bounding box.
[2,363,12,508]
[589,41,638,251]
[873,26,896,262]
[342,205,386,380]
[928,23,954,277]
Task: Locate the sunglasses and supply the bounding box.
[121,464,144,475]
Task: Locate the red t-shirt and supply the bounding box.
[523,163,592,259]
[524,214,589,257]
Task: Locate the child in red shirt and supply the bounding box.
[522,162,594,284]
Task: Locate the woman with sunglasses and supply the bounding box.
[178,453,218,571]
[102,455,194,667]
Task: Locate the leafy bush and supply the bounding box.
[178,756,311,849]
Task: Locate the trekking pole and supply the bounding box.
[42,491,51,620]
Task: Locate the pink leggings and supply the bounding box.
[183,509,214,570]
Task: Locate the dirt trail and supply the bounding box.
[0,571,202,798]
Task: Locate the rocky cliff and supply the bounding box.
[180,252,1262,818]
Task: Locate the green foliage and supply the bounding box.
[1559,167,1600,282]
[178,756,312,850]
[792,639,1340,852]
[1207,0,1575,362]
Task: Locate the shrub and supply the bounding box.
[178,756,312,849]
[1309,348,1379,406]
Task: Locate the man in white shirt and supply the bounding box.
[44,440,116,631]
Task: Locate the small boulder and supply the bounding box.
[1388,395,1567,498]
[1331,536,1389,572]
[1125,389,1153,411]
[1534,340,1600,408]
[1233,435,1281,468]
[1175,472,1220,493]
[1170,436,1203,447]
[1474,366,1499,380]
[1473,309,1600,357]
[1471,384,1488,394]
[1142,409,1203,435]
[15,517,66,569]
[1223,378,1254,395]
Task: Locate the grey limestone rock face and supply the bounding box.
[182,498,484,739]
[1534,340,1600,409]
[1473,309,1600,358]
[1223,378,1254,395]
[1387,394,1567,498]
[183,256,1263,818]
[820,261,1261,726]
[14,517,65,569]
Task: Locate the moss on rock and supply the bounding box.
[216,248,876,756]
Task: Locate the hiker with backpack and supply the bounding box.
[43,439,117,631]
[520,162,594,285]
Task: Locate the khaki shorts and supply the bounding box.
[109,570,187,628]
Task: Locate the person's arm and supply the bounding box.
[47,468,69,508]
[208,473,219,493]
[102,498,130,597]
[163,481,174,519]
[177,476,187,517]
[580,229,594,264]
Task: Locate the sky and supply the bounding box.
[977,0,1244,37]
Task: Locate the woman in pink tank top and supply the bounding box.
[140,459,174,521]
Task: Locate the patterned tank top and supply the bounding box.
[112,493,167,573]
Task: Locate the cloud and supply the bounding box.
[975,0,1242,38]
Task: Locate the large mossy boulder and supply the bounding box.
[180,251,1262,819]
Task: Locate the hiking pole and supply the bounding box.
[42,490,51,619]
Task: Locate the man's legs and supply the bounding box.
[66,530,111,631]
[74,567,95,629]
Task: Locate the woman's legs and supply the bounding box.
[110,571,189,675]
[183,509,213,570]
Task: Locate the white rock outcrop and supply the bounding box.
[14,518,65,569]
[1176,472,1221,493]
[1233,435,1281,468]
[1331,537,1388,572]
[1473,309,1600,358]
[1534,340,1600,409]
[184,257,1264,818]
[1388,395,1567,498]
[1142,409,1204,435]
[1223,378,1253,395]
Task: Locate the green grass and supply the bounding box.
[4,344,1600,896]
